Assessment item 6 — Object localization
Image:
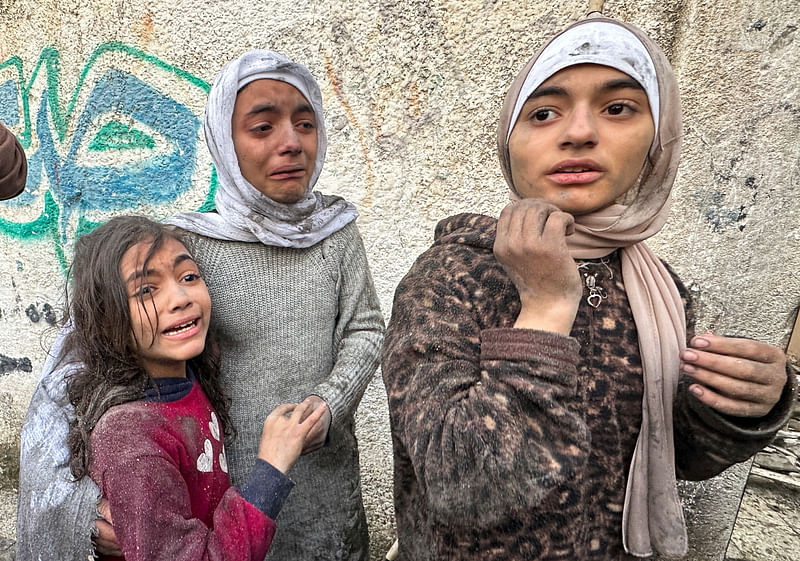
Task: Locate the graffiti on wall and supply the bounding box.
[0,42,216,270]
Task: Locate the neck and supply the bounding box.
[145,360,188,379]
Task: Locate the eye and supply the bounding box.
[530,108,557,122]
[297,120,315,131]
[254,123,272,133]
[605,102,636,116]
[133,285,154,298]
[181,272,201,283]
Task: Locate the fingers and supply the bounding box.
[93,515,122,557]
[541,210,575,241]
[303,402,329,428]
[290,400,313,422]
[685,384,773,418]
[689,333,785,364]
[270,403,297,419]
[681,333,788,417]
[97,497,113,523]
[682,334,787,385]
[497,199,573,241]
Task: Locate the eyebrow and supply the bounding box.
[125,253,196,285]
[526,78,645,102]
[245,102,315,118]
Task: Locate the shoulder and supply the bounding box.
[405,213,498,279]
[394,213,510,307]
[89,402,176,467]
[321,219,362,253]
[91,402,165,443]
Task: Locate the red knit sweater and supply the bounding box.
[89,381,275,561]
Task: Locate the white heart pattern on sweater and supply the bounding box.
[209,412,220,441]
[219,445,228,473]
[196,438,214,473]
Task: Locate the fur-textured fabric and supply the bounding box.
[0,122,26,200]
[382,213,793,561]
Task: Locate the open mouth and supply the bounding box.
[163,319,198,336]
[557,166,598,173]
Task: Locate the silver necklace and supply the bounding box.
[576,257,613,309]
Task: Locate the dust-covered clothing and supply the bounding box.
[90,376,284,561]
[382,213,795,561]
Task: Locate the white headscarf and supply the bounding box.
[168,50,357,248]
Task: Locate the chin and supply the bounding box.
[266,187,307,204]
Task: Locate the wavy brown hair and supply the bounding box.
[64,215,233,480]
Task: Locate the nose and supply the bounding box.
[276,122,302,155]
[559,105,599,149]
[167,282,191,311]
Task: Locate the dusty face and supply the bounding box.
[508,64,655,215]
[121,237,211,379]
[231,79,318,204]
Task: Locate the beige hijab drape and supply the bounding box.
[497,16,688,558]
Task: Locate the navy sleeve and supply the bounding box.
[238,459,295,520]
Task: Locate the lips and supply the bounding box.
[547,159,605,185]
[270,165,306,180]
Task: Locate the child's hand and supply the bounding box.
[93,498,122,557]
[494,199,582,335]
[257,401,329,474]
[680,333,789,417]
[298,395,332,455]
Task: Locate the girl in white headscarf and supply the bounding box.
[382,15,792,561]
[17,50,384,561]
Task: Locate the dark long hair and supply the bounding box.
[64,215,233,480]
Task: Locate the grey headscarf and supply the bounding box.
[498,16,688,558]
[168,50,357,248]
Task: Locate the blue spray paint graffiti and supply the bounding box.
[0,43,216,270]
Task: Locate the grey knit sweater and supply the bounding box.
[16,221,384,561]
[186,221,384,560]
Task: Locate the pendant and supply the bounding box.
[576,257,613,309]
[583,272,606,308]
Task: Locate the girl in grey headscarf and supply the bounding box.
[169,50,358,247]
[17,50,384,561]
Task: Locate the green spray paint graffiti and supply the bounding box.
[0,42,218,271]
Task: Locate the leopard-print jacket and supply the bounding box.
[382,213,792,561]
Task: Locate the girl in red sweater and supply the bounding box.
[62,215,326,561]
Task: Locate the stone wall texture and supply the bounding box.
[0,0,798,559]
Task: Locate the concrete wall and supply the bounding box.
[0,0,798,558]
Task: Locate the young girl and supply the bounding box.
[382,14,793,561]
[62,215,327,561]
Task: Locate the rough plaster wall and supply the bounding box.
[0,0,797,559]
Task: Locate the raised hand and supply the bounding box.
[257,401,329,474]
[680,333,789,418]
[494,199,582,335]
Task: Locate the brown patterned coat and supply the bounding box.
[382,213,794,561]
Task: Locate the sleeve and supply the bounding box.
[0,121,27,200]
[669,268,798,480]
[311,222,385,425]
[381,244,590,528]
[92,417,277,561]
[15,327,100,561]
